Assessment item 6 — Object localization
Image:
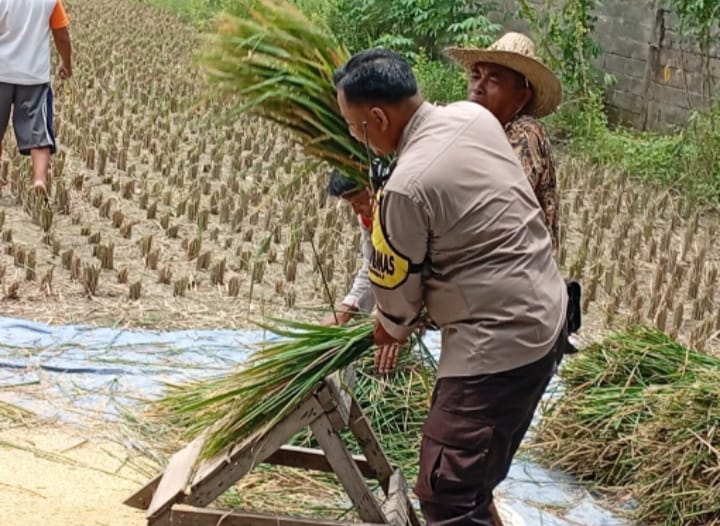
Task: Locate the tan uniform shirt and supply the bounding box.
[369,101,567,378]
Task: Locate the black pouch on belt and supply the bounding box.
[564,279,582,354]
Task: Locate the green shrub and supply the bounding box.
[315,0,499,58]
[556,102,720,207]
[413,53,466,104]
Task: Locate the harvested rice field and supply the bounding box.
[0,0,715,351]
[0,1,718,525]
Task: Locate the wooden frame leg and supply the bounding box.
[128,374,422,526]
[310,411,386,524]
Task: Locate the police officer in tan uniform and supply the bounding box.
[333,49,568,526]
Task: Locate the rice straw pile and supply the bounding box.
[0,400,34,425]
[533,326,720,525]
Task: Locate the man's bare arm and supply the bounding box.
[52,27,72,78]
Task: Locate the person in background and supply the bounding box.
[447,32,561,248]
[0,0,73,198]
[333,48,568,526]
[320,168,401,374]
[447,33,584,351]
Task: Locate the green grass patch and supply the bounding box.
[549,98,720,208]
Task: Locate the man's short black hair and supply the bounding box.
[333,48,418,105]
[326,168,363,197]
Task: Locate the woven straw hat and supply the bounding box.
[445,32,562,117]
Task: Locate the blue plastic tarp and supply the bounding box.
[0,316,632,525]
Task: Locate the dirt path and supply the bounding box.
[0,424,146,526]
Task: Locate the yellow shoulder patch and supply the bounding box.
[369,192,409,289]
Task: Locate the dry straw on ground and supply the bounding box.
[0,401,35,426]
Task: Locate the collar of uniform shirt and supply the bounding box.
[396,101,434,156]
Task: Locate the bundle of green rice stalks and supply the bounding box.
[533,326,720,525]
[136,327,435,519]
[198,0,367,182]
[292,339,436,479]
[149,318,374,459]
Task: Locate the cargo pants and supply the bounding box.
[414,330,566,525]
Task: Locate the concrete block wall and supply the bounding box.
[489,1,720,132]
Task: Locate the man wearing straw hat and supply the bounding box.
[333,48,568,526]
[446,32,561,248]
[447,33,583,352]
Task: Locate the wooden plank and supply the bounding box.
[407,499,422,526]
[324,367,355,424]
[315,374,350,430]
[315,385,343,430]
[347,398,394,491]
[264,445,376,479]
[310,412,386,524]
[186,394,324,507]
[332,371,353,425]
[348,398,423,526]
[123,473,160,510]
[382,470,408,526]
[340,365,357,391]
[146,434,205,520]
[168,504,385,526]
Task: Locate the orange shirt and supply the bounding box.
[50,0,69,30]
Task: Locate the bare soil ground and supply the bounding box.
[0,423,145,526]
[0,0,718,524]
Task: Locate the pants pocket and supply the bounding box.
[414,406,494,507]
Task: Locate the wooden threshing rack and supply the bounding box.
[125,370,421,526]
